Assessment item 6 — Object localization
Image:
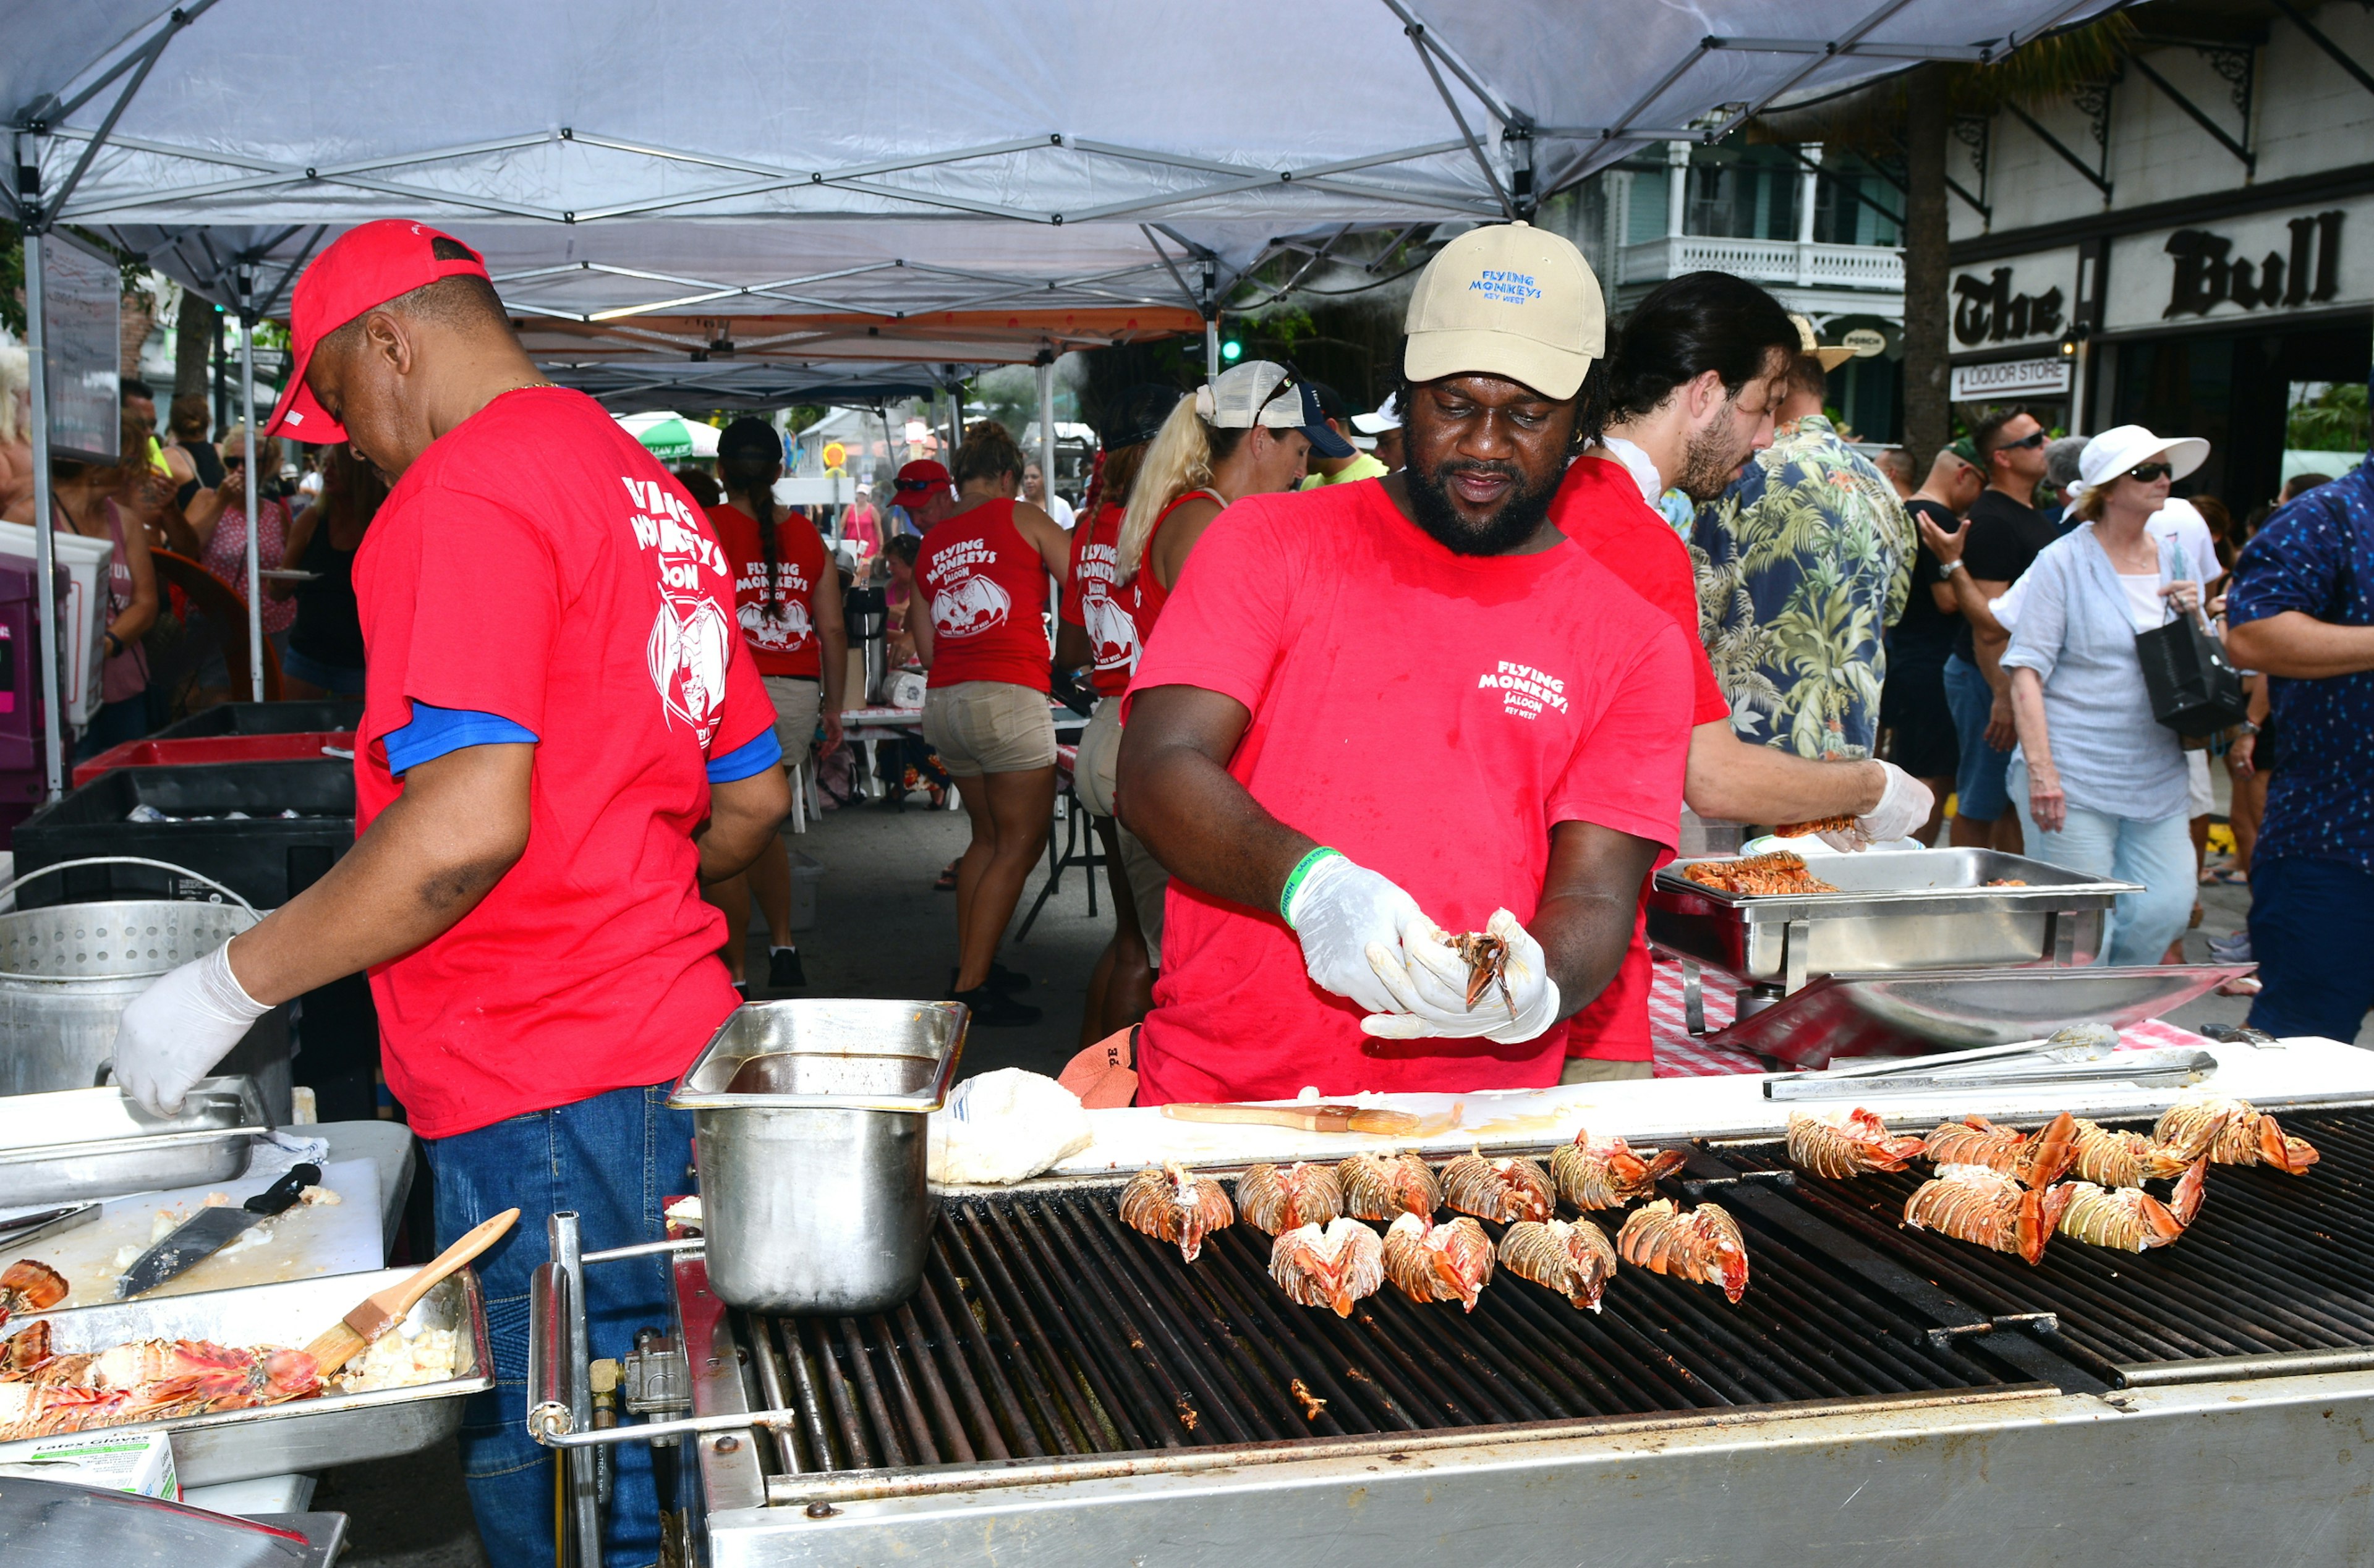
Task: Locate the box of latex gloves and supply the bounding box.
[0,1429,178,1499]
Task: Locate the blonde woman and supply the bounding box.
[1072,362,1347,1016]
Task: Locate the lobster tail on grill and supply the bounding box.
[1439,1150,1554,1224]
[1381,1213,1494,1311]
[1551,1130,1685,1211]
[1119,1163,1236,1263]
[1499,1218,1619,1311]
[1269,1219,1386,1317]
[1337,1152,1442,1221]
[1615,1200,1749,1303]
[1236,1162,1346,1236]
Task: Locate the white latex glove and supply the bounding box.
[1360,909,1562,1044]
[111,942,272,1117]
[1816,760,1933,851]
[1282,850,1425,1017]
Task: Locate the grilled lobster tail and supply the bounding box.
[1236,1162,1347,1237]
[1439,1150,1555,1224]
[1499,1218,1619,1311]
[1269,1219,1386,1317]
[1615,1200,1750,1303]
[1119,1163,1236,1263]
[1337,1152,1443,1221]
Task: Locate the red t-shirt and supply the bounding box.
[1060,502,1134,696]
[917,498,1050,692]
[707,502,828,677]
[353,388,775,1139]
[1123,480,1695,1104]
[1551,453,1731,1062]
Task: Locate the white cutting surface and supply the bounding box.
[10,1157,383,1310]
[1037,1035,2374,1178]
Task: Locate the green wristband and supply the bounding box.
[1278,847,1342,926]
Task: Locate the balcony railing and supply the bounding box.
[1619,235,1904,290]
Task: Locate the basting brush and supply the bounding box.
[304,1208,520,1376]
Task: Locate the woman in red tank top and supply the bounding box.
[1063,364,1329,1050]
[700,418,848,996]
[911,421,1074,1023]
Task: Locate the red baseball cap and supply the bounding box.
[892,460,951,502]
[263,219,492,444]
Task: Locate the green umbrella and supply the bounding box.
[616,411,720,461]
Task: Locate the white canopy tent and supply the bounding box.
[4,0,2119,798]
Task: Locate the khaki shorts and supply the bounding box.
[1073,701,1168,967]
[921,681,1057,778]
[1559,1056,1656,1084]
[763,676,822,761]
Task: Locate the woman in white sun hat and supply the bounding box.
[1999,423,2213,965]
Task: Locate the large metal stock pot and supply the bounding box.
[0,857,289,1117]
[670,998,966,1315]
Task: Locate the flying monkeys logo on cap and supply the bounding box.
[1469,269,1543,307]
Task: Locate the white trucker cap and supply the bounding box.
[1194,362,1354,457]
[1402,221,1606,399]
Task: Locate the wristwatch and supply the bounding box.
[1938,559,1965,580]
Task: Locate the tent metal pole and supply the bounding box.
[1034,354,1055,520]
[1205,317,1219,373]
[240,310,263,702]
[23,231,64,801]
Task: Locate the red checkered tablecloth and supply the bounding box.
[1646,957,2214,1079]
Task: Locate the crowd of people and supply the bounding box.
[704,247,2368,1061]
[0,355,383,752]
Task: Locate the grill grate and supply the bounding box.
[1714,1109,2374,1375]
[733,1172,2031,1480]
[711,1108,2374,1487]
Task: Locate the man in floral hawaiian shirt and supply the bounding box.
[1689,316,1913,759]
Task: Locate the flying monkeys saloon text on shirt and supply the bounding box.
[353,388,776,1138]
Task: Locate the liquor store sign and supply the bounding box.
[2104,195,2369,332]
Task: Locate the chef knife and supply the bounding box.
[114,1163,320,1300]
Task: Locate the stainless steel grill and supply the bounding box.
[584,1099,2374,1565]
[731,1179,2040,1481]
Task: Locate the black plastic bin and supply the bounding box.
[153,700,363,741]
[12,759,380,1122]
[13,760,355,909]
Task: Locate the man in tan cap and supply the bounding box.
[1113,222,1697,1103]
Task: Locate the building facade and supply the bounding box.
[1567,138,1908,439]
[1945,0,2374,511]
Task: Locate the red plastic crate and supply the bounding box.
[72,731,357,788]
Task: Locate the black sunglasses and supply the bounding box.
[2126,462,2173,482]
[2000,430,2049,451]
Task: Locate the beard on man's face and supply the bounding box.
[1403,452,1566,557]
[1672,415,1755,502]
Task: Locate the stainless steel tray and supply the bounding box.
[0,1075,270,1206]
[0,1265,492,1486]
[1709,964,2253,1068]
[1649,848,2140,991]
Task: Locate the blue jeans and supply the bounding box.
[2248,856,2374,1043]
[1942,654,2012,822]
[422,1084,694,1568]
[2007,759,2195,966]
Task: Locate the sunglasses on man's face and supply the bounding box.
[1999,430,2048,451]
[2127,462,2173,483]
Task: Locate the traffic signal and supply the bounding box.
[1220,337,1243,363]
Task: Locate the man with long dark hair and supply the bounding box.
[1116,222,1695,1104]
[1549,271,1933,1080]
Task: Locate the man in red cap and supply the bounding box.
[107,220,788,1566]
[890,457,953,536]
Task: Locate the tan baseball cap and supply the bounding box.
[1789,314,1857,371]
[1402,221,1606,399]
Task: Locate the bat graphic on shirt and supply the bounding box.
[932,574,1011,638]
[649,597,731,731]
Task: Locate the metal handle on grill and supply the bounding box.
[527,1260,574,1442]
[1925,1312,2061,1352]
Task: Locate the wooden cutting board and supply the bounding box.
[9,1158,385,1310]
